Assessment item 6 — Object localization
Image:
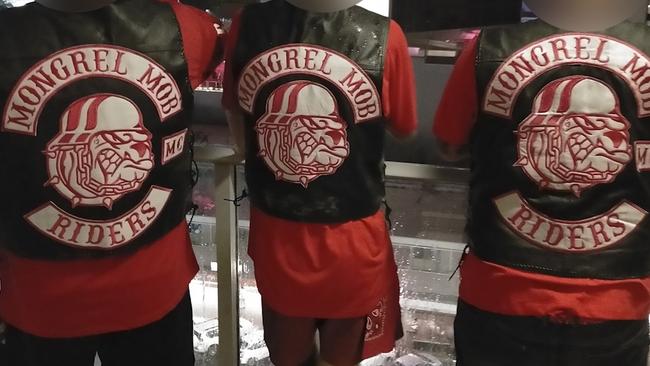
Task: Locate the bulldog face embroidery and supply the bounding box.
[516,76,632,196]
[256,81,350,187]
[45,94,154,209]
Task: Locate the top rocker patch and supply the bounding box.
[484,34,650,118]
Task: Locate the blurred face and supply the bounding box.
[286,0,362,12]
[525,0,646,31]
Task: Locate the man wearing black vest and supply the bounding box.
[223,0,417,364]
[0,1,222,365]
[434,0,650,365]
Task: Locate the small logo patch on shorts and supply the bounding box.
[365,297,387,341]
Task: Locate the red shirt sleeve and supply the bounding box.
[383,20,418,137]
[167,2,223,89]
[222,12,242,110]
[433,35,479,147]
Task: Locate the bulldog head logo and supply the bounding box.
[45,94,154,209]
[516,76,632,196]
[256,81,350,187]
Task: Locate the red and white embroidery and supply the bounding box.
[516,76,632,196]
[483,34,650,252]
[45,94,154,209]
[161,128,188,165]
[365,297,387,341]
[257,81,350,187]
[495,192,647,251]
[0,45,185,250]
[2,45,182,135]
[26,186,171,249]
[238,43,382,187]
[238,44,381,123]
[484,34,650,118]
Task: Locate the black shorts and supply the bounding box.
[454,300,650,366]
[3,291,194,366]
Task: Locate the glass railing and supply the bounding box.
[187,144,471,366]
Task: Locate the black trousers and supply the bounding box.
[454,300,650,366]
[2,291,194,366]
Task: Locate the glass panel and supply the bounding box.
[190,162,220,366]
[377,177,468,366]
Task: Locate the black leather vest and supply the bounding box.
[0,0,195,259]
[471,20,650,279]
[231,0,388,223]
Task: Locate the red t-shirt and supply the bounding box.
[223,16,418,317]
[0,2,221,338]
[433,35,650,322]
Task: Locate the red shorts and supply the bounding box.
[262,295,403,365]
[258,260,403,363]
[248,208,404,361]
[262,303,366,365]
